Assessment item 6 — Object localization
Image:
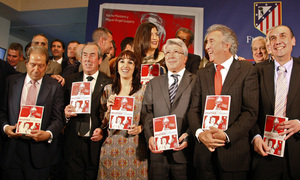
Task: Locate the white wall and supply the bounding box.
[0,16,10,50]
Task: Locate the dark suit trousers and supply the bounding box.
[1,139,50,180]
[64,136,97,180]
[197,151,248,180]
[252,155,292,180]
[149,151,187,180]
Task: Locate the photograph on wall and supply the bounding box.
[109,96,134,130]
[70,82,92,114]
[153,115,178,151]
[98,3,203,56]
[16,105,43,134]
[202,95,231,130]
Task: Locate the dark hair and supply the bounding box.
[112,50,141,96]
[175,27,194,45]
[68,40,80,47]
[133,22,159,64]
[51,38,65,50]
[25,42,31,54]
[27,45,49,64]
[120,37,134,51]
[92,27,113,43]
[8,42,23,56]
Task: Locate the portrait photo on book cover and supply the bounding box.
[111,96,134,111]
[264,137,283,156]
[203,115,227,130]
[109,115,132,130]
[154,116,177,132]
[71,82,91,96]
[155,134,178,151]
[264,116,285,134]
[205,96,230,111]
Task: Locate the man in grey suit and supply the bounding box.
[251,25,300,179]
[142,38,196,180]
[187,24,259,180]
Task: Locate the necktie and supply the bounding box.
[214,65,224,95]
[78,76,94,136]
[274,66,288,117]
[86,76,94,81]
[25,80,38,105]
[169,74,179,104]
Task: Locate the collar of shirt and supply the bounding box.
[24,73,43,85]
[214,56,234,84]
[168,68,185,88]
[53,57,63,64]
[274,58,293,89]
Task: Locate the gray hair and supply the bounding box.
[205,24,238,55]
[163,38,188,57]
[81,42,102,59]
[251,36,266,52]
[26,45,49,64]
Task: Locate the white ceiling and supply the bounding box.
[0,2,88,45]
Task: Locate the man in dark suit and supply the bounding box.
[175,27,201,74]
[142,38,196,180]
[187,24,259,180]
[251,25,300,180]
[0,45,64,180]
[64,42,112,180]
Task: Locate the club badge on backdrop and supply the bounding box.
[254,1,282,35]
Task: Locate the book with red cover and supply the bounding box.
[202,95,231,130]
[109,96,134,130]
[153,115,178,151]
[141,64,160,84]
[263,115,287,157]
[16,105,44,134]
[70,82,91,114]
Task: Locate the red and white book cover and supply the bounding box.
[70,82,91,114]
[109,96,134,130]
[263,115,288,157]
[202,95,231,130]
[16,105,44,134]
[153,115,178,151]
[141,64,160,84]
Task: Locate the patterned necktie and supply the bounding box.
[25,80,38,105]
[215,65,224,95]
[169,74,179,104]
[274,66,288,117]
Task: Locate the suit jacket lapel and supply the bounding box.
[205,63,215,95]
[159,74,171,110]
[92,72,105,103]
[222,60,241,95]
[12,75,26,123]
[263,61,275,109]
[287,58,300,110]
[36,75,51,106]
[173,70,193,104]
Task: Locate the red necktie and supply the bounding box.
[214,65,224,95]
[25,80,38,105]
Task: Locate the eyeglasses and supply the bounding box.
[165,50,184,56]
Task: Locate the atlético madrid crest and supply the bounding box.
[254,1,282,35]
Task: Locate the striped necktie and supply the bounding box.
[169,74,179,104]
[274,66,288,117]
